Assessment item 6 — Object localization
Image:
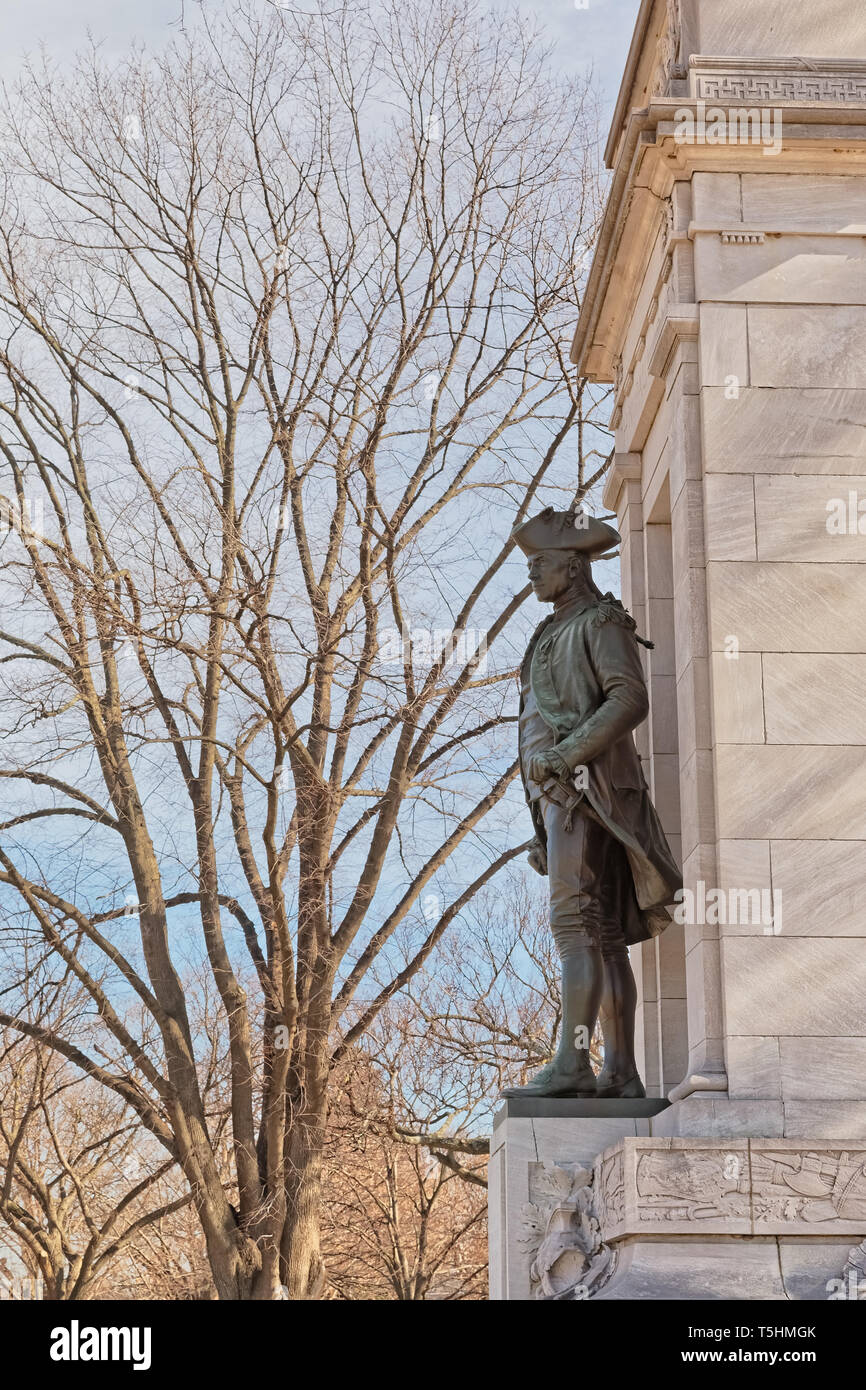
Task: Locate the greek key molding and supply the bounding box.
[689,57,866,106]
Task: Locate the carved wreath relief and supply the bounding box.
[519,1162,615,1301]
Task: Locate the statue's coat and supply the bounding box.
[519,591,682,944]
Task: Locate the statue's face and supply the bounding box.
[527,549,576,603]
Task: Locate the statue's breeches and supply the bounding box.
[539,796,630,965]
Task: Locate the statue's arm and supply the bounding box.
[553,620,649,772]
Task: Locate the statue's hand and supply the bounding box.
[527,841,548,877]
[526,749,571,783]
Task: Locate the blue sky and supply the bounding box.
[3,0,644,128]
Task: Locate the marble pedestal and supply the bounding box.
[488,1100,866,1301]
[487,1099,667,1301]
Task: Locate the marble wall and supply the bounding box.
[606,162,866,1134]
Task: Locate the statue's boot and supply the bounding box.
[595,1072,646,1099]
[502,947,601,1099]
[594,947,646,1100]
[500,1053,597,1099]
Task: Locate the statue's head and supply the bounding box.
[525,548,591,604]
[510,507,620,605]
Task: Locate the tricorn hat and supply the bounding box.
[510,506,621,558]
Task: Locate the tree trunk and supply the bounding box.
[280,1108,328,1299]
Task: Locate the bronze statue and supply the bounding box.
[503,507,682,1100]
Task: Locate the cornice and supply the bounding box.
[573,97,866,381]
[604,0,674,169]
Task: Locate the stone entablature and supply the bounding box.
[604,0,866,170]
[574,118,866,386]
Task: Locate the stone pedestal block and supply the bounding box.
[489,1108,866,1301]
[654,1095,866,1140]
[487,1100,668,1301]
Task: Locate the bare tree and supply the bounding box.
[341,874,603,1164]
[0,1022,196,1300]
[0,0,609,1297]
[323,1050,486,1300]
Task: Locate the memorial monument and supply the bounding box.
[489,0,866,1300]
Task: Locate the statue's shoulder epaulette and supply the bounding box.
[592,594,654,649]
[592,593,636,631]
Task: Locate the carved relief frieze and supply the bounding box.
[750,1149,866,1227]
[593,1145,625,1230]
[650,0,682,99]
[549,1141,866,1243]
[633,1147,750,1225]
